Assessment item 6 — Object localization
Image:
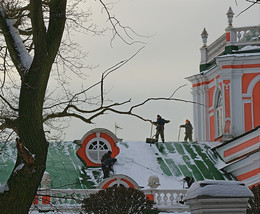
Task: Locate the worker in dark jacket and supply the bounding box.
[183,176,195,188]
[152,115,170,143]
[101,151,117,179]
[180,119,193,142]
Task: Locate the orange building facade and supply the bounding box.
[187,7,260,187]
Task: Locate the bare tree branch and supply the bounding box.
[0,94,18,111]
[236,0,259,17]
[98,0,147,46]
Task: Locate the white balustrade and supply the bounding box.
[30,188,189,212]
[233,26,260,45]
[206,33,226,63]
[202,26,260,64]
[143,189,189,211]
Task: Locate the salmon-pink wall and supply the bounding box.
[210,116,215,141]
[223,80,231,118]
[209,86,215,108]
[244,103,253,132]
[253,81,260,127]
[242,73,259,93]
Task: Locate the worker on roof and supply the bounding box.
[152,115,170,143]
[101,151,117,179]
[180,119,193,142]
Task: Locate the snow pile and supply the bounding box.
[239,45,260,51]
[184,180,253,200]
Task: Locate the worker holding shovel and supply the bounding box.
[152,115,170,143]
[180,119,193,142]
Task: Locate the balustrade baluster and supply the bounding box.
[157,193,162,205]
[163,193,168,205]
[169,193,174,205]
[33,188,189,212]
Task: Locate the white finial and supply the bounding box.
[148,175,160,189]
[201,28,208,47]
[227,7,234,27]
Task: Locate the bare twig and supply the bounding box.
[236,1,257,17]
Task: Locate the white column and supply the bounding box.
[192,87,199,141]
[202,85,209,141]
[231,71,243,136]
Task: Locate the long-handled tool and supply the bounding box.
[178,127,181,142]
[146,123,156,146]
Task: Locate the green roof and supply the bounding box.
[0,141,234,189]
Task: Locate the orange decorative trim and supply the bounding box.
[32,195,39,205]
[42,195,51,204]
[102,178,117,189]
[192,78,214,88]
[226,32,230,42]
[224,136,260,157]
[236,168,260,181]
[209,86,215,108]
[253,81,260,127]
[77,131,120,167]
[242,73,260,93]
[120,178,136,189]
[209,109,214,114]
[242,97,251,100]
[146,194,155,201]
[215,135,223,141]
[222,64,260,69]
[224,120,231,133]
[249,182,260,189]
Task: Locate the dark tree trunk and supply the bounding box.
[0,1,67,213]
[0,62,51,213]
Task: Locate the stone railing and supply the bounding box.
[143,188,189,211]
[233,25,260,45]
[30,188,189,212]
[203,25,260,64]
[206,33,226,63]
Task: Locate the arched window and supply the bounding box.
[86,136,111,164]
[215,90,223,137]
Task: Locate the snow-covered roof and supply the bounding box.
[0,141,234,189]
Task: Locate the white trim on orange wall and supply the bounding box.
[246,75,260,129]
[245,74,260,95]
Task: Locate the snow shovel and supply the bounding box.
[146,123,156,146]
[178,127,181,142]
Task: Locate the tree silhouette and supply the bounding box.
[82,186,158,214]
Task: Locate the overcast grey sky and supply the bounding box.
[63,0,260,142]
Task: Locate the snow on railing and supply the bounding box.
[233,26,260,45]
[30,188,189,212]
[203,25,260,64]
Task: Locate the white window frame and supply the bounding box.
[215,90,224,138]
[85,133,112,164]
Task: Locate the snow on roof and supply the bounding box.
[238,45,260,51]
[0,141,234,190]
[217,52,260,58]
[184,180,253,200]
